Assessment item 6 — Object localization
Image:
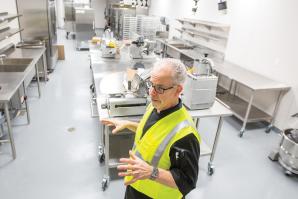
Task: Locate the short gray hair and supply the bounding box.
[153,58,187,85]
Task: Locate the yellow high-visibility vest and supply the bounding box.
[125,103,201,199]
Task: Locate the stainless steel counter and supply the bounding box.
[0,73,26,102]
[0,47,46,159]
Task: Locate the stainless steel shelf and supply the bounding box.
[0,28,23,42]
[216,86,272,123]
[177,18,230,30]
[0,13,22,23]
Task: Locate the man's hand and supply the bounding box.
[117,150,152,186]
[101,118,139,134]
[100,118,129,134]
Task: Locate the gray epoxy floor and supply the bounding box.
[0,30,297,199]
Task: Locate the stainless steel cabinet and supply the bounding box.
[16,0,58,70]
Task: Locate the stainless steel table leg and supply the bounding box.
[208,116,224,175]
[239,92,255,137]
[4,102,16,159]
[0,124,4,137]
[42,52,48,82]
[102,125,110,191]
[265,90,283,133]
[195,118,200,130]
[23,82,30,124]
[35,64,41,98]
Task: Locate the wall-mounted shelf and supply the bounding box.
[175,18,230,57]
[0,28,24,42]
[0,12,22,43]
[177,18,229,30]
[0,13,22,23]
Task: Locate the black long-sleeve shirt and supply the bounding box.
[125,99,200,199]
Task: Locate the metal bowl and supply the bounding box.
[278,129,298,174]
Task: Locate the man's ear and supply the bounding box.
[176,85,183,96]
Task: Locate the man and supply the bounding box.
[101,58,201,199]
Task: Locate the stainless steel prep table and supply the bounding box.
[89,43,233,190]
[0,73,30,159]
[214,61,290,137]
[6,47,48,89]
[0,47,46,159]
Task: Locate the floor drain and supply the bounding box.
[67,127,76,132]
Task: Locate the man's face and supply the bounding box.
[149,66,182,112]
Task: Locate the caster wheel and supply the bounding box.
[285,170,293,176]
[102,178,108,191]
[207,162,215,176]
[98,146,105,164]
[98,153,105,164]
[265,125,272,133]
[239,130,244,138]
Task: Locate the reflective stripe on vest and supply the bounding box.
[150,119,192,167]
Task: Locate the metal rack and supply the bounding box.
[215,61,290,137]
[0,12,23,42]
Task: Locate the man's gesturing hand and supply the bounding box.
[117,150,153,186]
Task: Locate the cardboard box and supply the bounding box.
[57,45,65,60]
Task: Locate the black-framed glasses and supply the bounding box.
[145,80,175,94]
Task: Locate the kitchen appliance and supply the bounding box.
[64,0,75,39]
[101,29,117,58]
[182,57,218,110]
[269,126,298,175]
[74,7,95,50]
[129,36,156,59]
[16,0,58,70]
[100,69,150,117]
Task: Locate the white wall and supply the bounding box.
[0,0,21,49]
[149,0,298,129]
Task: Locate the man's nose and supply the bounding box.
[149,87,157,96]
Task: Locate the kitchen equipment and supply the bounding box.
[74,7,95,50]
[269,128,298,175]
[193,54,214,76]
[101,40,117,58]
[269,113,298,175]
[129,36,156,59]
[182,57,218,110]
[100,69,150,117]
[16,0,58,70]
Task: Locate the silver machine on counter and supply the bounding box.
[129,36,156,59]
[100,68,151,117]
[100,29,117,58]
[182,56,218,110]
[16,0,58,70]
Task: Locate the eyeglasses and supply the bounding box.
[146,81,175,94]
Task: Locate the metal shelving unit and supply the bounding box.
[0,12,23,42]
[0,28,24,42]
[175,18,230,60]
[216,85,272,123]
[214,61,290,137]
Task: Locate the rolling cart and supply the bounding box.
[97,98,232,190]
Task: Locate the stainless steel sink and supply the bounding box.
[0,58,33,72]
[170,43,194,50]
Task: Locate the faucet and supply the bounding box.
[0,54,7,64]
[201,53,214,76]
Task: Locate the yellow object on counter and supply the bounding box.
[107,41,116,48]
[91,37,101,44]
